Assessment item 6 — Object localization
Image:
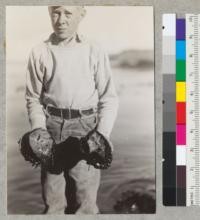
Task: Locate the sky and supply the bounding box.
[6,6,153,62]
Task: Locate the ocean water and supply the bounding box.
[7,62,155,214]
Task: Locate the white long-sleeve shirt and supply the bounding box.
[25,33,118,137]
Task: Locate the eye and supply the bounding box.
[65,12,72,18]
[52,12,59,18]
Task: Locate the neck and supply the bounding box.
[51,33,77,46]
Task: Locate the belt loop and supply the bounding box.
[43,103,50,117]
[69,107,71,119]
[61,108,63,119]
[79,109,83,118]
[93,106,97,114]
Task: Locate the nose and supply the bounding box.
[57,13,68,25]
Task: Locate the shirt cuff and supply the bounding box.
[30,115,46,131]
[96,124,111,139]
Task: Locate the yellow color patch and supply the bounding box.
[176,82,186,102]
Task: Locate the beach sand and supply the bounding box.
[7,62,155,214]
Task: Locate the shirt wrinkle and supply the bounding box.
[26,33,118,137]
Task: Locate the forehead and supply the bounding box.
[49,6,81,14]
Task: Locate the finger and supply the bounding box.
[94,163,101,169]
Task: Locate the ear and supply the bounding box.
[78,6,86,19]
[81,7,86,18]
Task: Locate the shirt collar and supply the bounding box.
[47,32,83,46]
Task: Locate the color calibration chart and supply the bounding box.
[163,14,200,206]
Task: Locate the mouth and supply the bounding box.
[57,28,66,32]
[55,26,68,32]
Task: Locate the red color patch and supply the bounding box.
[176,102,186,124]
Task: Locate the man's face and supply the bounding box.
[49,6,85,40]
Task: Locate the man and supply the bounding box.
[25,6,118,214]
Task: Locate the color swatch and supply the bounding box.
[176,18,186,206]
[163,14,200,206]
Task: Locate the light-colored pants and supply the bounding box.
[41,113,101,214]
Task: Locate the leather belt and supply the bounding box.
[44,105,96,119]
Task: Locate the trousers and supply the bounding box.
[41,112,101,214]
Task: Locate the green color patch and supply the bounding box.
[176,60,186,81]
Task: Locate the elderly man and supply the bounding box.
[25,6,118,214]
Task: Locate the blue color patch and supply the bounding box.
[176,40,186,60]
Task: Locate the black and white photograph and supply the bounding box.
[6,6,155,214]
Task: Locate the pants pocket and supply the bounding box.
[79,114,98,133]
[46,115,63,143]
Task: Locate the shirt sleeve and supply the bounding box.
[25,49,46,130]
[95,48,119,138]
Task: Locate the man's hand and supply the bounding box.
[19,128,54,168]
[80,130,113,169]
